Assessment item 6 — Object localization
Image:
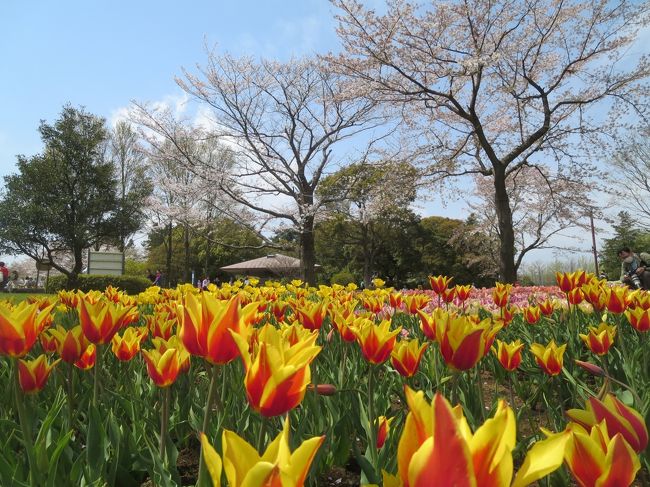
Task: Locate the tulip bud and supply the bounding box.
[308,383,337,396]
[574,359,605,377]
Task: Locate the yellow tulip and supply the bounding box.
[200,418,324,487]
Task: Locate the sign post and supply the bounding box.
[87,251,124,275]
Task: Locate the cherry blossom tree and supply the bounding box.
[330,0,650,281]
[170,55,391,284]
[470,164,595,274]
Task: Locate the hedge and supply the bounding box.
[46,274,152,295]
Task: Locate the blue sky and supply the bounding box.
[0,1,637,268]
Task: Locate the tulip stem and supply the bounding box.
[14,363,41,487]
[451,370,460,405]
[159,387,171,465]
[93,345,103,408]
[256,416,268,452]
[197,363,220,487]
[367,365,379,474]
[66,363,75,429]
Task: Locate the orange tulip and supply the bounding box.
[142,347,181,388]
[530,340,566,376]
[567,394,648,453]
[429,275,452,294]
[18,354,60,393]
[292,301,327,330]
[376,416,394,449]
[563,421,640,487]
[567,288,584,305]
[493,339,524,371]
[492,282,512,308]
[111,326,148,361]
[439,287,456,304]
[390,339,428,377]
[146,312,177,340]
[74,344,96,370]
[625,306,650,332]
[606,287,628,314]
[436,312,499,370]
[179,293,257,365]
[392,387,567,487]
[39,327,60,353]
[269,300,288,322]
[389,292,403,308]
[416,308,446,340]
[331,311,365,342]
[47,325,89,363]
[500,305,518,327]
[353,319,401,365]
[522,306,541,324]
[582,283,608,312]
[556,271,587,293]
[454,285,472,302]
[231,324,321,417]
[0,301,54,357]
[360,295,386,313]
[403,294,430,314]
[538,298,555,316]
[77,296,139,344]
[57,290,80,308]
[579,323,616,356]
[152,336,191,373]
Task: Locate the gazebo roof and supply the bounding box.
[220,254,303,275]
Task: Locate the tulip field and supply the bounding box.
[0,272,649,486]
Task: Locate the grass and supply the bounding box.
[0,292,55,303]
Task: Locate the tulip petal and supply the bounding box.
[511,432,569,487]
[222,429,260,486]
[200,433,222,487]
[595,434,640,487]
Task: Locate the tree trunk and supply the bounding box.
[300,216,316,285]
[166,221,173,287]
[67,247,85,289]
[361,224,372,287]
[184,223,190,283]
[493,167,517,283]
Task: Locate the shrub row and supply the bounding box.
[46,274,152,295]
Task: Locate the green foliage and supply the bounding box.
[146,218,266,286]
[124,259,149,277]
[330,268,357,286]
[46,274,151,294]
[0,105,147,286]
[600,211,650,279]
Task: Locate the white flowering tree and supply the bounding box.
[171,56,389,284]
[330,0,650,281]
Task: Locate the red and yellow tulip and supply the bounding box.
[292,301,327,330]
[376,415,394,449]
[179,293,257,365]
[200,417,324,487]
[625,306,650,332]
[390,339,428,377]
[18,354,60,394]
[522,306,541,324]
[152,335,191,373]
[454,284,472,302]
[403,294,430,314]
[77,296,139,344]
[567,394,648,453]
[605,286,628,314]
[538,298,555,316]
[111,326,148,361]
[142,346,181,388]
[562,421,640,487]
[530,340,566,376]
[0,301,54,357]
[493,339,524,371]
[389,387,567,487]
[231,324,321,417]
[492,282,512,308]
[435,312,500,370]
[353,319,401,365]
[74,344,96,370]
[428,275,452,294]
[579,323,616,356]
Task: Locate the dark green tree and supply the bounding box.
[600,211,647,279]
[0,105,124,287]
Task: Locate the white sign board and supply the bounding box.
[87,251,124,275]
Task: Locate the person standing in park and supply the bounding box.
[0,262,9,291]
